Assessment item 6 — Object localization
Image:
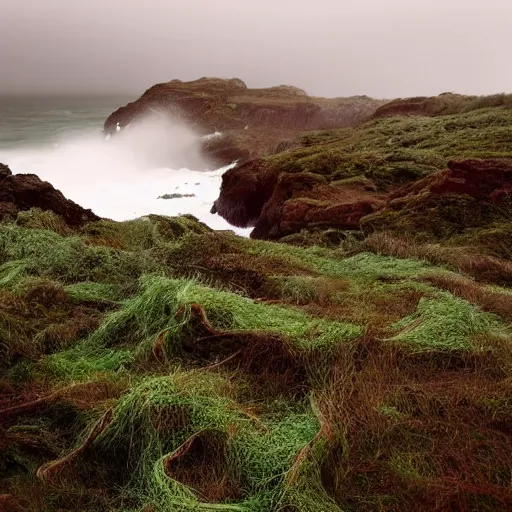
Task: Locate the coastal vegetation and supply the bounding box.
[1,88,512,511]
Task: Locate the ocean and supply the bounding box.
[0,95,251,234]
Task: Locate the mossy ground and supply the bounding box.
[259,106,512,263]
[1,205,511,512]
[270,107,512,188]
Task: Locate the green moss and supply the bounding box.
[81,218,157,250]
[15,208,71,235]
[267,108,512,190]
[462,94,512,112]
[264,276,320,304]
[80,215,211,251]
[361,194,509,242]
[0,225,157,285]
[280,228,364,249]
[451,222,512,259]
[247,239,434,281]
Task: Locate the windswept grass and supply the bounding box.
[364,232,512,286]
[247,238,435,281]
[0,225,155,285]
[30,371,328,511]
[1,211,511,511]
[388,292,510,350]
[271,107,512,189]
[89,275,362,352]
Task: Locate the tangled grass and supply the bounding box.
[1,210,511,511]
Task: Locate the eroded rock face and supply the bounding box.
[371,92,486,119]
[251,173,382,239]
[384,159,512,203]
[361,159,512,238]
[212,157,512,242]
[371,97,430,118]
[210,159,279,228]
[0,164,99,226]
[212,159,383,240]
[104,78,384,166]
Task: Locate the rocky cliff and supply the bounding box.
[372,92,512,118]
[212,101,512,259]
[104,77,384,166]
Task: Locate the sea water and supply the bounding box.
[0,95,252,235]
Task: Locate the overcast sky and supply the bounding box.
[1,0,511,98]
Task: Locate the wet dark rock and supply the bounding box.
[0,164,99,227]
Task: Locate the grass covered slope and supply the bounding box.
[213,104,512,259]
[1,209,511,511]
[275,107,512,183]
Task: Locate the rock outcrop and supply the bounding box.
[212,157,512,244]
[104,77,384,166]
[212,159,384,240]
[403,158,512,200]
[361,159,512,239]
[210,159,279,228]
[0,163,99,226]
[372,92,512,119]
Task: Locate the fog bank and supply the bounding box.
[1,0,511,98]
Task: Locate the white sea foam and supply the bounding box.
[0,114,252,235]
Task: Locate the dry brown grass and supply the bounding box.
[0,380,126,425]
[315,334,512,511]
[302,285,425,331]
[423,273,512,322]
[37,408,114,487]
[163,429,243,503]
[171,303,308,398]
[365,232,512,286]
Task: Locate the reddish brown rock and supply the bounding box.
[105,78,384,166]
[252,173,381,239]
[212,159,383,240]
[211,159,279,228]
[371,93,477,119]
[0,164,99,227]
[388,159,512,202]
[213,157,512,242]
[371,97,430,118]
[361,159,512,240]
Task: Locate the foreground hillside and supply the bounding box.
[1,92,512,511]
[0,206,511,511]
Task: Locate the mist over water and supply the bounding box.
[0,97,251,234]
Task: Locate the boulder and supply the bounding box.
[211,159,279,228]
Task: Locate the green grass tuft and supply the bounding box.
[90,275,362,352]
[388,291,510,350]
